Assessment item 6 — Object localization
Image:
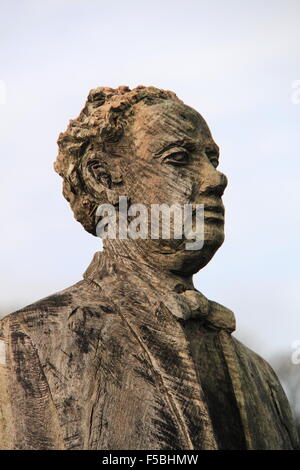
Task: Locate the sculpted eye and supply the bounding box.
[205,149,219,168]
[163,148,189,166]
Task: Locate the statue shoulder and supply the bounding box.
[232,336,299,448]
[1,279,114,328]
[232,336,281,381]
[1,281,81,325]
[0,279,117,357]
[231,336,290,398]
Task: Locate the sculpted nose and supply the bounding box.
[199,166,228,197]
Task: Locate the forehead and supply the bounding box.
[130,101,214,154]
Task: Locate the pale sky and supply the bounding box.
[0,0,299,417]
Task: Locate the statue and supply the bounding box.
[0,86,298,450]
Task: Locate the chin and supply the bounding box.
[176,223,225,275]
[203,223,225,251]
[136,222,224,275]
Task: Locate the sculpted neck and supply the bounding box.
[88,239,195,293]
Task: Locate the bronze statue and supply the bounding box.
[0,86,298,449]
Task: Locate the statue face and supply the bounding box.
[124,101,228,273]
[82,99,228,274]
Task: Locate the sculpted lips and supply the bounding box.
[192,202,225,224]
[204,205,224,224]
[204,205,224,215]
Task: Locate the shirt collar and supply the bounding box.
[84,251,236,333]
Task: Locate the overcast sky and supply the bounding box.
[0,0,299,413]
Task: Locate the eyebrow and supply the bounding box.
[153,139,198,158]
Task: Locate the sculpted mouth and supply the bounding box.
[204,205,224,216]
[191,203,225,226]
[192,203,224,218]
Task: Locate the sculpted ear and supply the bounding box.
[85,158,124,205]
[88,159,112,188]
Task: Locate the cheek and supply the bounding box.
[134,166,194,205]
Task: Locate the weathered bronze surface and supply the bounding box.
[0,86,298,449]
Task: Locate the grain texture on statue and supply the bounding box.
[0,86,298,449]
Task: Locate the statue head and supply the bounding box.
[54,86,227,275]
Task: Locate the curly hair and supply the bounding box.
[54,85,182,235]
